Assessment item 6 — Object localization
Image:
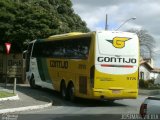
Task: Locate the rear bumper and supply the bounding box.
[92,88,138,100]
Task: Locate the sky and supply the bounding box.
[71,0,160,67]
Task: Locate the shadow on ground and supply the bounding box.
[1,84,127,107]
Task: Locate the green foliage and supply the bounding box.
[139,79,155,89]
[139,79,146,88]
[0,0,90,53]
[139,79,160,89]
[0,91,15,98]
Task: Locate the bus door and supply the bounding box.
[26,43,33,73]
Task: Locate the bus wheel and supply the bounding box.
[68,83,76,102]
[60,81,67,99]
[30,75,36,89]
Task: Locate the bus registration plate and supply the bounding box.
[112,90,120,94]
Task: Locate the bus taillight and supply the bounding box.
[140,103,147,118]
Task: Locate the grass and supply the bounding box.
[0,91,15,98]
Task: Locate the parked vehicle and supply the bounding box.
[140,95,160,118]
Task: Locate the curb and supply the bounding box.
[0,102,52,114]
[0,94,19,102]
[139,89,160,96]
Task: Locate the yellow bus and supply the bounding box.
[25,30,139,101]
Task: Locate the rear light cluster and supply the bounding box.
[140,103,147,118]
[101,64,133,68]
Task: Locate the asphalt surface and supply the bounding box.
[0,83,160,114]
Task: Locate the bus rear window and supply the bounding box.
[97,32,138,56]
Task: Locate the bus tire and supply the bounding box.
[29,75,36,89]
[68,83,76,102]
[60,81,67,100]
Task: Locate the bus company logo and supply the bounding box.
[106,37,131,48]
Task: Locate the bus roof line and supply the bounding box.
[48,32,85,39]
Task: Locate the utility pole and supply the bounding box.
[105,14,108,30]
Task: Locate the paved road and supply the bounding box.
[10,86,149,120]
[20,95,147,114]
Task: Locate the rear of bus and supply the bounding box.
[93,31,139,100]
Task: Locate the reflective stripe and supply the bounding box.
[101,64,133,68]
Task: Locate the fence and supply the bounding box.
[0,53,26,84]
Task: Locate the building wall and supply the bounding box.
[139,65,151,80]
[150,72,159,80]
[155,74,160,84]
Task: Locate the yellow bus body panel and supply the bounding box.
[92,70,138,99]
[32,31,139,100]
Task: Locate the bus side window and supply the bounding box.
[83,46,89,58]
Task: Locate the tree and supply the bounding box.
[127,29,155,58]
[0,0,90,53]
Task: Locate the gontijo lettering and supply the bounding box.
[97,57,137,64]
[50,60,68,69]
